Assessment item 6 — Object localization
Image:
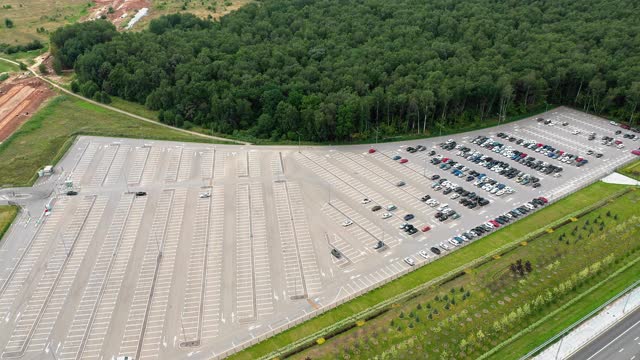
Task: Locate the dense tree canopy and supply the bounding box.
[65,0,640,141]
[50,20,117,69]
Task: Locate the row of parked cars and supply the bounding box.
[427,176,491,209]
[490,132,585,170]
[445,196,549,249]
[430,155,516,196]
[442,139,541,188]
[403,195,550,266]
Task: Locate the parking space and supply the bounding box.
[69,142,99,185]
[104,145,131,186]
[118,190,174,358]
[141,147,162,185]
[236,152,249,178]
[164,147,183,182]
[128,146,150,185]
[2,196,107,358]
[234,184,274,322]
[0,107,637,360]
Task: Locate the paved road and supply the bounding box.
[0,56,250,145]
[568,306,640,360]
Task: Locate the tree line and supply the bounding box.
[53,0,640,142]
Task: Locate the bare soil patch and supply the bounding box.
[87,0,151,28]
[0,76,53,142]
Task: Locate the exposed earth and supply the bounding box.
[0,76,53,143]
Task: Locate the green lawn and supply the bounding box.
[0,206,18,242]
[490,259,640,359]
[109,96,160,121]
[0,60,19,74]
[619,159,640,181]
[0,95,224,187]
[292,188,640,360]
[230,182,630,360]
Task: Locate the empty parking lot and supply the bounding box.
[0,107,636,359]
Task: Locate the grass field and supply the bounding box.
[291,187,640,360]
[0,60,19,74]
[0,0,90,44]
[0,205,18,242]
[620,159,640,180]
[0,95,220,187]
[229,181,631,360]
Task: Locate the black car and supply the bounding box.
[430,247,442,255]
[431,174,440,180]
[66,190,78,196]
[421,195,431,202]
[371,205,382,212]
[374,241,386,250]
[135,191,147,196]
[404,214,415,221]
[331,248,342,259]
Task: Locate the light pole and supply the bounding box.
[296,132,301,153]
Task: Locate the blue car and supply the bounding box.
[392,155,401,160]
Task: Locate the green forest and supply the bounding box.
[53,0,640,142]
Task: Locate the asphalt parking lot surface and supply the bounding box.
[0,107,637,359]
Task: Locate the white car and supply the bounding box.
[572,130,581,135]
[436,204,449,212]
[361,198,371,204]
[381,212,392,219]
[439,242,450,251]
[610,121,618,126]
[450,193,460,199]
[342,219,353,227]
[418,250,430,259]
[403,257,415,266]
[199,192,211,198]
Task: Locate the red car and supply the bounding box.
[489,220,501,227]
[442,157,449,162]
[368,148,376,153]
[614,140,622,145]
[621,124,630,129]
[399,158,408,164]
[421,225,431,232]
[632,150,640,156]
[536,143,543,147]
[538,196,548,204]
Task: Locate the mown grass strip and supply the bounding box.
[229,182,628,360]
[0,206,18,243]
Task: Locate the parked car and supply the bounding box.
[421,225,431,232]
[399,158,408,164]
[371,205,382,212]
[404,214,415,221]
[404,257,415,266]
[135,191,147,196]
[368,148,376,153]
[331,248,342,259]
[66,190,78,196]
[430,247,441,255]
[342,219,353,227]
[418,250,430,259]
